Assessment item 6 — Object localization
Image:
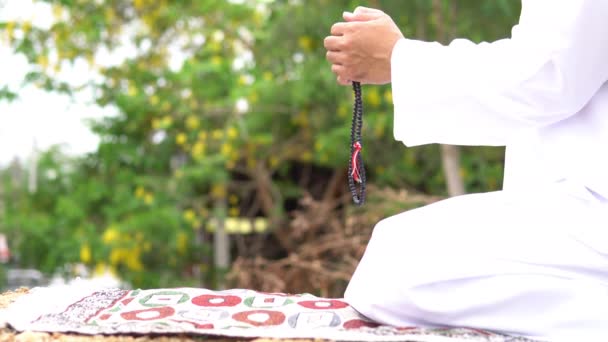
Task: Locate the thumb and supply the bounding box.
[343,8,384,22]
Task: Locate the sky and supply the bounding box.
[0,0,114,166]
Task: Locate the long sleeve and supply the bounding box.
[391,0,608,147]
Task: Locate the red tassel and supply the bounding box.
[350,141,362,183]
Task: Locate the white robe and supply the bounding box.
[344,1,608,341]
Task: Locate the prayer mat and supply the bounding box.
[1,286,537,342]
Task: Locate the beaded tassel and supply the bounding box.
[348,81,366,206]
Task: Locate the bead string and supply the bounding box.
[348,81,366,206]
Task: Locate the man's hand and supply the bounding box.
[324,7,404,85]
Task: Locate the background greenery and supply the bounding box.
[0,0,520,294]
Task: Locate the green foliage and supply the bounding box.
[0,0,519,288]
[0,86,18,102]
[0,264,5,289]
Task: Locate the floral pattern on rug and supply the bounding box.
[12,288,536,342]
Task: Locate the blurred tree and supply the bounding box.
[0,0,519,290]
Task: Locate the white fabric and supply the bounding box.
[345,1,608,341]
[391,0,608,198]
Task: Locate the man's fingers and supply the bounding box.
[328,6,386,85]
[323,35,345,51]
[344,11,383,22]
[325,51,345,64]
[331,64,355,83]
[344,7,384,22]
[331,64,347,77]
[330,22,351,36]
[337,75,351,86]
[354,6,384,15]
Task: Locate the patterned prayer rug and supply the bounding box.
[2,287,537,341]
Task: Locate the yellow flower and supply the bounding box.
[152,118,161,129]
[104,7,116,22]
[405,151,416,165]
[175,132,187,145]
[176,232,188,255]
[161,115,173,128]
[302,151,313,162]
[227,127,238,139]
[80,245,92,264]
[143,193,154,205]
[384,89,393,104]
[460,167,468,178]
[293,111,309,127]
[5,21,15,42]
[93,262,116,277]
[135,186,146,198]
[102,226,120,244]
[206,219,217,233]
[85,53,94,67]
[254,218,268,233]
[209,40,221,51]
[225,218,238,234]
[230,150,239,161]
[52,4,63,19]
[128,84,137,96]
[298,36,313,51]
[228,195,239,205]
[366,88,381,107]
[263,72,273,81]
[191,219,201,230]
[150,95,160,105]
[269,156,279,168]
[221,143,232,157]
[211,184,226,199]
[191,142,205,159]
[125,248,143,271]
[109,248,125,266]
[37,55,49,70]
[229,207,239,217]
[141,14,156,27]
[134,0,145,10]
[186,115,200,130]
[211,56,222,66]
[338,105,348,118]
[198,131,207,140]
[248,92,259,104]
[110,247,131,267]
[239,220,252,234]
[21,21,31,34]
[211,130,223,140]
[374,123,385,137]
[183,209,196,222]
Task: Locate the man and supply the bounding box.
[324,1,608,340]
